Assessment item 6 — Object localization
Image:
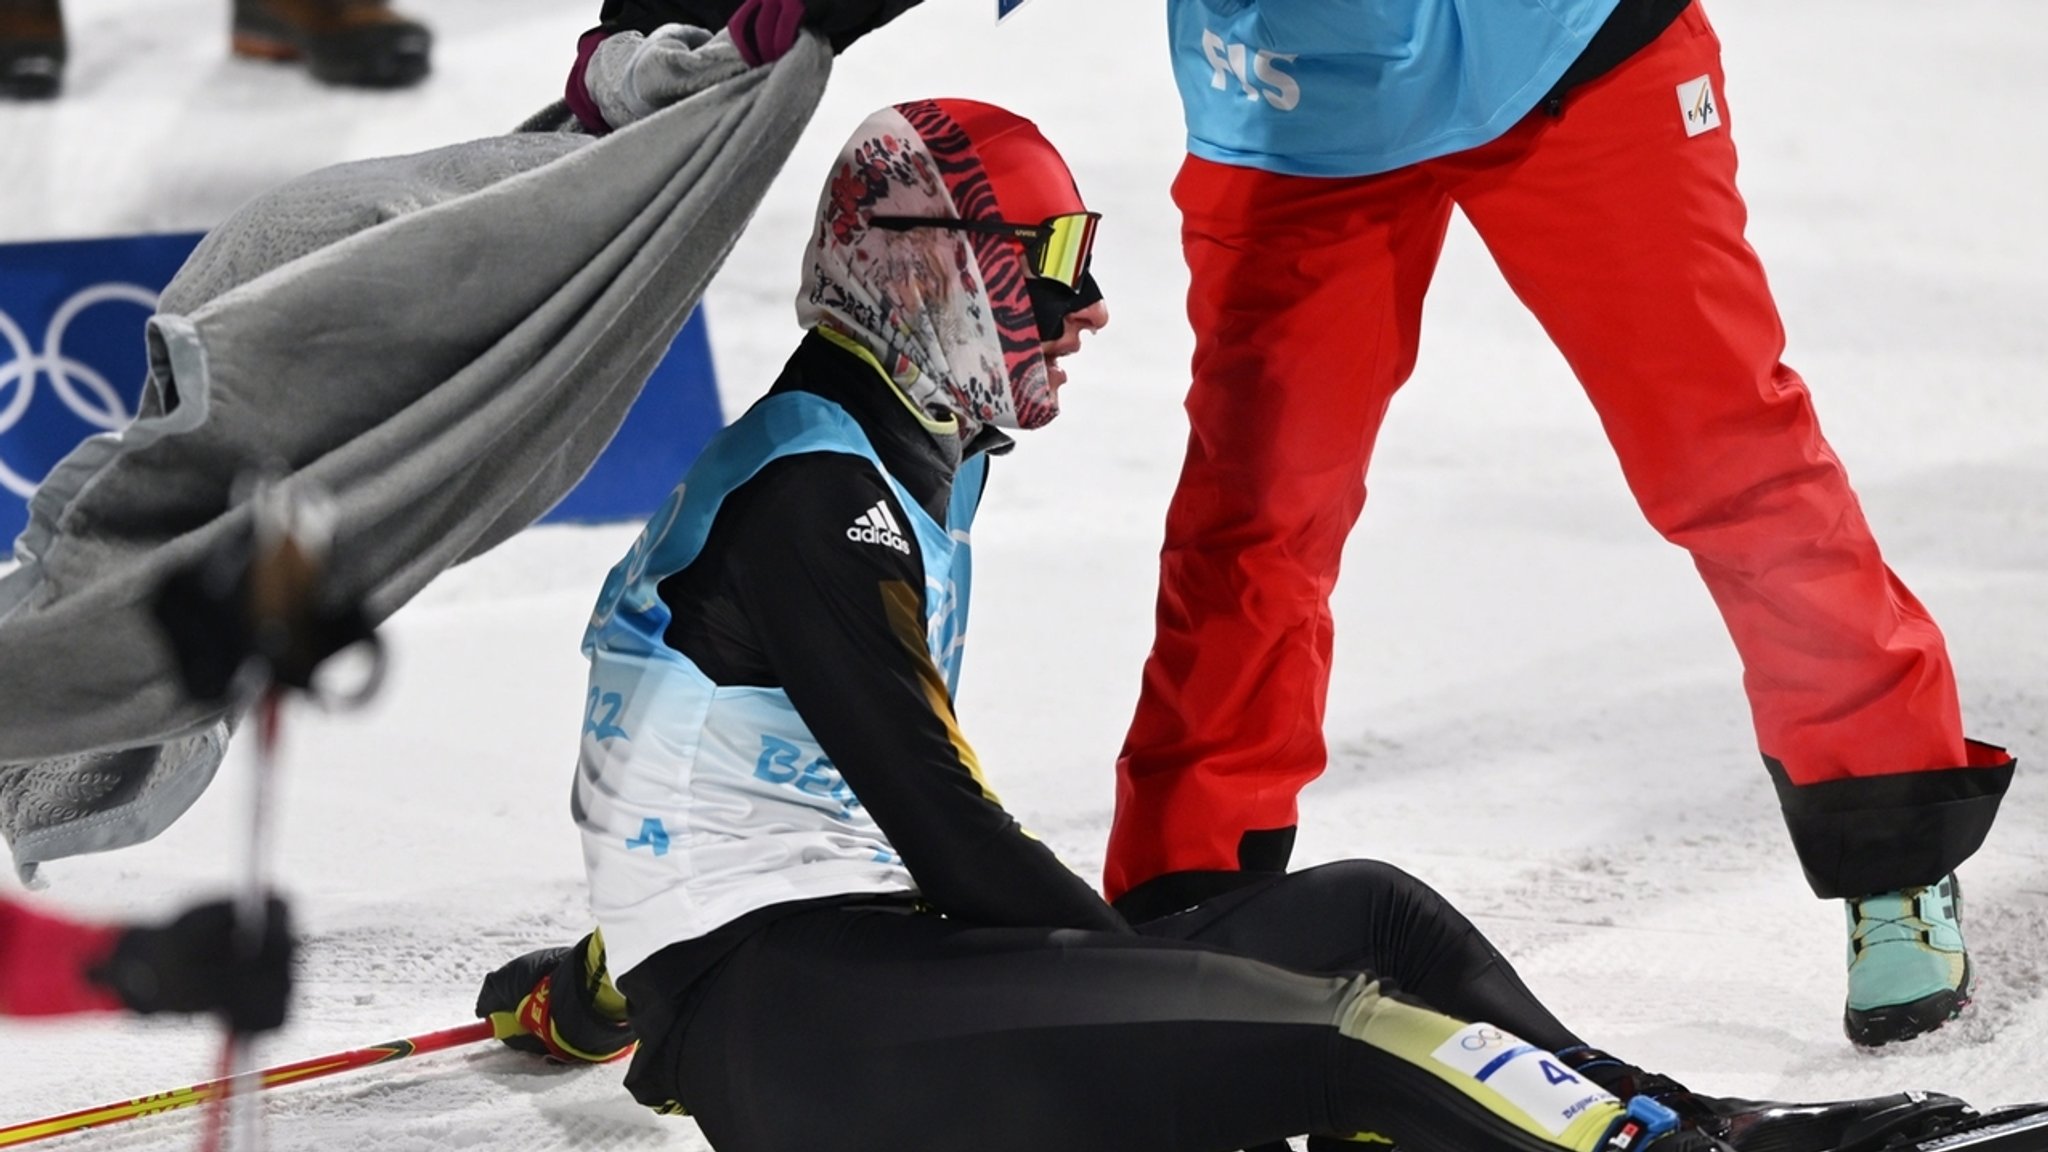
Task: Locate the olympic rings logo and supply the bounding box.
[0,282,160,498]
[1460,1026,1508,1051]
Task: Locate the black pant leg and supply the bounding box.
[665,903,1626,1152]
[1136,859,1583,1053]
[673,904,1341,1152]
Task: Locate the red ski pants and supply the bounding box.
[1109,5,1983,902]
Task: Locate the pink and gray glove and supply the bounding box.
[733,0,929,65]
[565,22,750,136]
[728,0,806,66]
[563,0,928,128]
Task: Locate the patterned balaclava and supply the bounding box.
[797,99,1088,438]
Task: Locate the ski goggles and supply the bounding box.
[869,211,1101,291]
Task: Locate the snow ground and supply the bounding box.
[2,1,2046,1148]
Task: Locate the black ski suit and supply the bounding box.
[604,335,1635,1152]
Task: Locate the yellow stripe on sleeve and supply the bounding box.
[879,578,1003,807]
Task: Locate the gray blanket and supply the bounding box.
[0,35,831,885]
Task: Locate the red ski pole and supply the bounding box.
[199,685,288,1152]
[0,1020,495,1148]
[152,479,384,1152]
[201,484,330,1152]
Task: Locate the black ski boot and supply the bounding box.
[1558,1046,1739,1140]
[0,0,64,99]
[229,0,430,89]
[1557,1046,1973,1152]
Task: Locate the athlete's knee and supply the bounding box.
[1298,858,1455,927]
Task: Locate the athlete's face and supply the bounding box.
[1039,294,1108,396]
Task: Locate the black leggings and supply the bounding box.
[665,861,1603,1152]
[1139,859,1578,1049]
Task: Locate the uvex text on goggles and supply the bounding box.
[869,211,1101,292]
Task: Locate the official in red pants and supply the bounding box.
[1111,3,2013,1048]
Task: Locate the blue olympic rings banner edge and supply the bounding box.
[0,230,725,549]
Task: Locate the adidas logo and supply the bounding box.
[846,500,910,554]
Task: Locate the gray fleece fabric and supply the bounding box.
[0,34,830,885]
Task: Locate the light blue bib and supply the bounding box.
[584,390,981,694]
[1170,0,1622,177]
[576,391,986,974]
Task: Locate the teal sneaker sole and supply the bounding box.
[1843,957,1972,1047]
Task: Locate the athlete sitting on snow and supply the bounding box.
[473,100,1981,1152]
[1,893,290,1030]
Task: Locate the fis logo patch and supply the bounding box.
[1678,75,1721,137]
[847,500,910,554]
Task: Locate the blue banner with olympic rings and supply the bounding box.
[0,231,725,551]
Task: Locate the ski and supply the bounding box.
[1898,1106,2048,1152]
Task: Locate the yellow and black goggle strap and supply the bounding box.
[870,211,1102,291]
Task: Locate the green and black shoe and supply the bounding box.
[1844,873,1971,1047]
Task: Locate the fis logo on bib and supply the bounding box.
[847,500,910,554]
[1201,30,1300,112]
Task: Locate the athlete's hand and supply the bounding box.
[476,935,636,1064]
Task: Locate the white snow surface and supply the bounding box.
[3,1,2047,1147]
